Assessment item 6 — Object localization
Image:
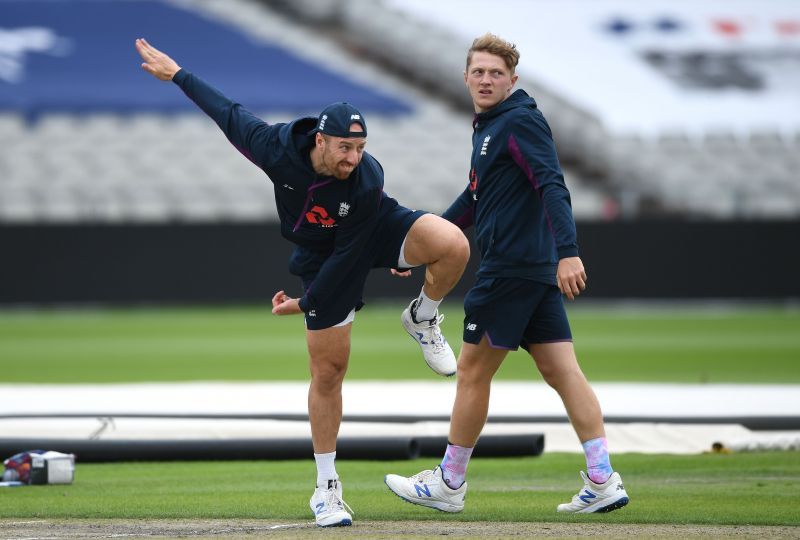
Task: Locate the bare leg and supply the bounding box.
[448,336,509,447]
[529,342,605,442]
[307,324,351,453]
[402,214,470,301]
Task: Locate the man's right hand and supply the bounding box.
[135,38,180,81]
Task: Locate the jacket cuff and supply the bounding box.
[557,246,580,259]
[297,295,309,313]
[171,68,187,85]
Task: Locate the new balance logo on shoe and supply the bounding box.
[385,466,466,513]
[310,479,353,527]
[414,483,431,498]
[401,300,456,377]
[557,471,629,514]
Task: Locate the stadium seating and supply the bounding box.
[18,0,795,221]
[0,0,606,223]
[276,0,799,219]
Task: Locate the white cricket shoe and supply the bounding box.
[557,471,629,514]
[401,300,457,377]
[384,466,466,513]
[309,479,353,527]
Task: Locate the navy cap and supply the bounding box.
[312,102,367,138]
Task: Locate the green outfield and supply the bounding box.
[1,302,799,531]
[0,302,798,383]
[1,453,798,525]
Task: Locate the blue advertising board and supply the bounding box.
[0,0,411,116]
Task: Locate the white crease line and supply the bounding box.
[5,537,60,540]
[268,523,306,530]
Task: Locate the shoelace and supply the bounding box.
[323,486,355,516]
[410,469,437,484]
[422,314,447,353]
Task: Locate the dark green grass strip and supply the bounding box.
[1,452,798,526]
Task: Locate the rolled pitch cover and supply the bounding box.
[0,437,420,462]
[416,433,545,458]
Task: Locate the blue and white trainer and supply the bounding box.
[384,466,466,513]
[401,300,456,377]
[557,471,629,513]
[309,479,353,527]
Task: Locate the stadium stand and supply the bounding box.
[278,0,800,219]
[0,0,607,224]
[3,0,796,221]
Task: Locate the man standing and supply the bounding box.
[135,38,469,527]
[385,33,629,514]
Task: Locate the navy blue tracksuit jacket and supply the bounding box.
[172,69,399,313]
[443,89,579,286]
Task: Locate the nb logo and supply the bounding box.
[466,323,477,331]
[315,502,325,515]
[579,489,597,504]
[318,114,328,131]
[308,310,316,317]
[414,483,431,498]
[350,114,361,120]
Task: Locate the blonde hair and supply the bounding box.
[466,33,520,73]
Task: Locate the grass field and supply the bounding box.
[2,302,799,534]
[1,452,798,526]
[0,302,798,383]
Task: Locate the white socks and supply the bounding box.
[314,451,338,487]
[413,288,442,322]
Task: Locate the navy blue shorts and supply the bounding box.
[291,206,426,330]
[462,277,572,350]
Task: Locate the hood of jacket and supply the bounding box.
[473,89,537,128]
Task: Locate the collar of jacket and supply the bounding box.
[472,89,537,129]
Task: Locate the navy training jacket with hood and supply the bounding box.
[442,89,578,285]
[171,69,399,313]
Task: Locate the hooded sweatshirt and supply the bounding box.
[172,69,399,312]
[443,89,578,285]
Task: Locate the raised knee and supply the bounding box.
[446,226,470,264]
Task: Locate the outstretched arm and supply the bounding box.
[135,38,180,81]
[134,38,282,169]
